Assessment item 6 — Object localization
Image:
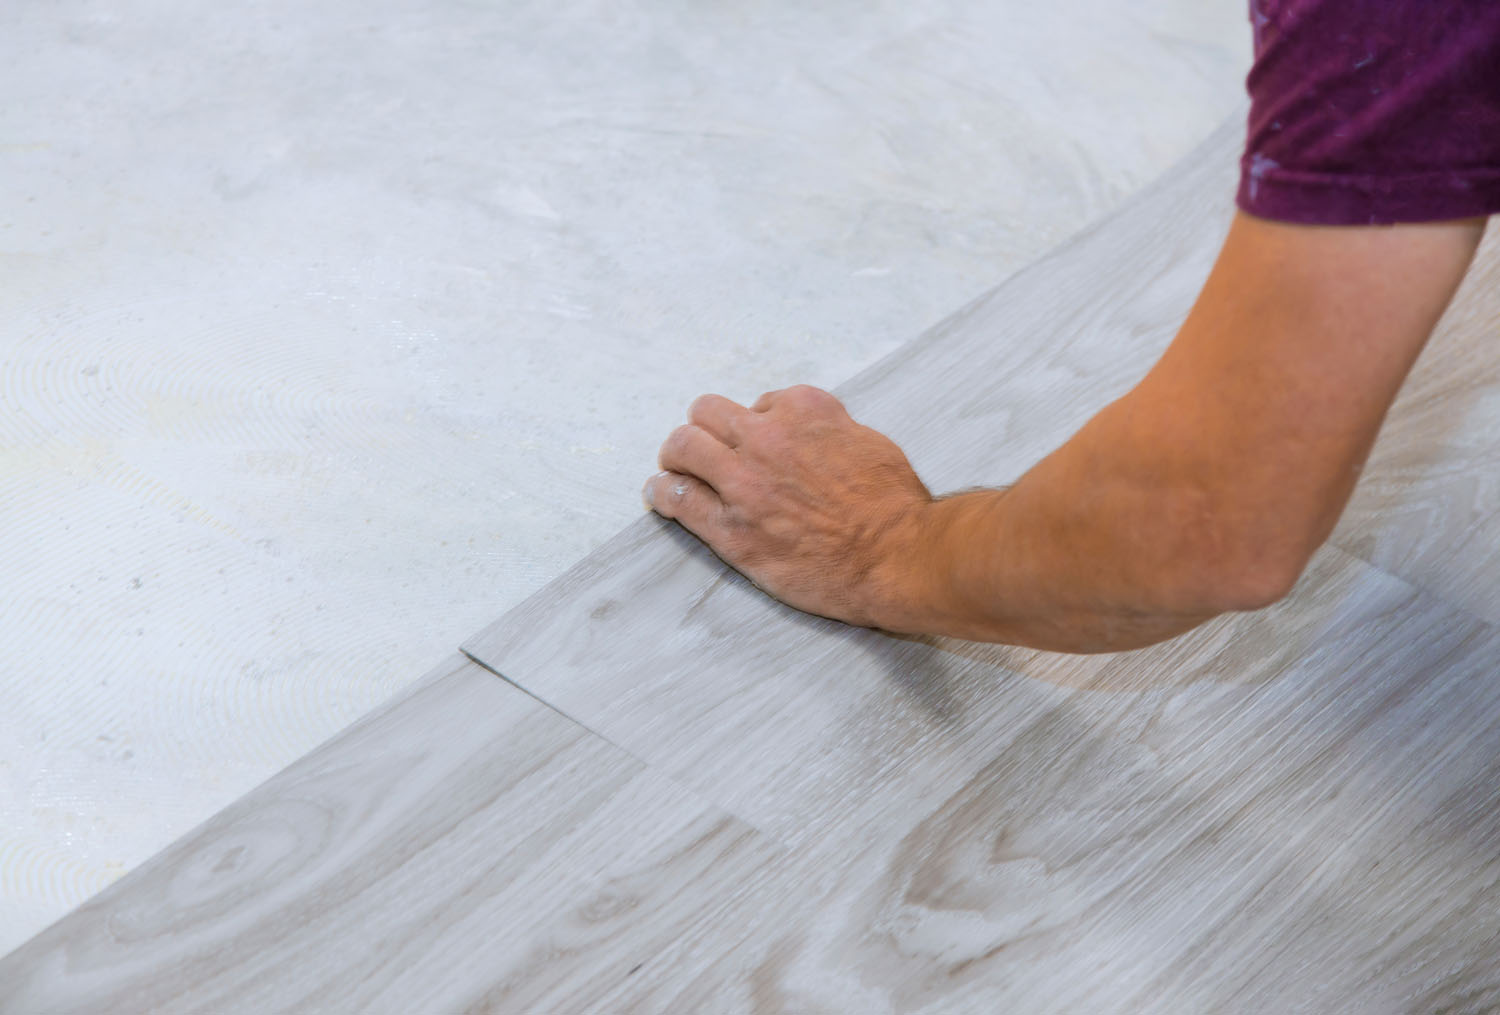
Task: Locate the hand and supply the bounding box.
[644,385,933,628]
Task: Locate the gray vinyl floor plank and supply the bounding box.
[0,655,785,1014]
[1331,221,1500,625]
[696,575,1500,1014]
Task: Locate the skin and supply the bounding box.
[644,210,1487,653]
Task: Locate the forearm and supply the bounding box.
[868,398,1248,653]
[863,213,1484,653]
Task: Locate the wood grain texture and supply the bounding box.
[0,655,784,1013]
[677,565,1500,1014]
[462,522,1500,1010]
[1331,221,1500,624]
[10,576,1498,1012]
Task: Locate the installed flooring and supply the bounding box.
[0,656,787,1012]
[5,120,1500,1013]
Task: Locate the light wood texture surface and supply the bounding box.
[9,571,1497,1012]
[460,527,1500,1012]
[706,562,1500,1015]
[1333,221,1500,624]
[0,655,785,1013]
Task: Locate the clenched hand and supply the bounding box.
[643,385,933,628]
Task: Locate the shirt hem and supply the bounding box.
[1237,165,1500,225]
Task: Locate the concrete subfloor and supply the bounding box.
[0,0,1250,951]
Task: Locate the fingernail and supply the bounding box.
[642,478,655,509]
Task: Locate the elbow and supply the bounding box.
[1157,495,1317,615]
[1212,553,1305,612]
[1199,520,1317,613]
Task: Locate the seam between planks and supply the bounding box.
[457,646,790,842]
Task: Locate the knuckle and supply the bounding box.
[688,393,720,420]
[664,424,697,456]
[784,384,835,412]
[686,397,709,425]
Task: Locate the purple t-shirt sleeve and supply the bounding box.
[1239,0,1500,225]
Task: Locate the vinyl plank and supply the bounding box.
[0,655,784,1013]
[461,510,1500,1011]
[690,558,1500,1013]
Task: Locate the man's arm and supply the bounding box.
[645,211,1486,653]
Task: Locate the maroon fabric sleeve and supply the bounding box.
[1239,0,1500,225]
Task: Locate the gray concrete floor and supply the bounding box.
[1,0,1249,950]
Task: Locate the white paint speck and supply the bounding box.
[1247,152,1281,202]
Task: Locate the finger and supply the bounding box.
[688,393,751,448]
[642,470,727,538]
[658,424,739,493]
